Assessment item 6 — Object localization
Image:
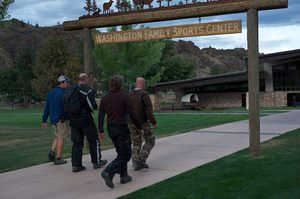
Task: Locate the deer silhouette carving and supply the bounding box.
[133,0,143,10]
[103,0,114,14]
[120,1,131,11]
[142,0,153,9]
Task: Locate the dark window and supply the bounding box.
[273,62,300,91]
[287,93,300,107]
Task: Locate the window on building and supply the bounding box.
[273,62,300,91]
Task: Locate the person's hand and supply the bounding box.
[98,132,105,141]
[42,123,48,129]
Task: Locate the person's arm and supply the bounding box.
[143,93,157,126]
[42,94,50,128]
[98,100,106,134]
[86,89,98,110]
[126,95,143,131]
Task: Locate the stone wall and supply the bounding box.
[258,91,287,107]
[150,94,161,111]
[155,91,294,110]
[197,93,243,109]
[157,91,176,104]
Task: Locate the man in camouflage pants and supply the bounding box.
[128,77,157,170]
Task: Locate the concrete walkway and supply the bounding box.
[1,110,300,199]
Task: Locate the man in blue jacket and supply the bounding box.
[42,75,71,165]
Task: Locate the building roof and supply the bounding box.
[259,49,300,64]
[154,71,249,91]
[154,49,300,92]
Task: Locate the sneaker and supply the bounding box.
[133,160,149,171]
[72,166,86,172]
[54,159,67,165]
[120,174,132,184]
[47,151,55,162]
[101,171,114,188]
[93,159,108,169]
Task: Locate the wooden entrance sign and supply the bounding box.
[95,20,242,44]
[63,0,289,157]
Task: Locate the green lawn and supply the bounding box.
[120,129,300,199]
[0,109,248,173]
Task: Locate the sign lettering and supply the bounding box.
[95,20,242,44]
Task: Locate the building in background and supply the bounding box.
[153,49,300,110]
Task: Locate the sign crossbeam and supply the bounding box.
[63,0,287,31]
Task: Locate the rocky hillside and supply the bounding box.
[171,40,247,77]
[0,19,83,70]
[0,19,246,76]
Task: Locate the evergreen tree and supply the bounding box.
[84,0,92,15]
[14,48,37,102]
[0,0,14,21]
[32,38,83,98]
[0,48,37,107]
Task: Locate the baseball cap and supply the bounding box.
[57,75,71,82]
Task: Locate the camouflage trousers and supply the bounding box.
[128,121,155,164]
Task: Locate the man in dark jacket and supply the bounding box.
[42,75,71,165]
[69,73,107,172]
[99,75,143,189]
[128,77,157,170]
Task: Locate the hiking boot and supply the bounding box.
[54,158,67,165]
[133,160,149,171]
[72,166,86,172]
[47,151,55,162]
[120,174,132,184]
[101,171,114,188]
[93,159,108,169]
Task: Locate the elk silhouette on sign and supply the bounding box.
[103,0,114,14]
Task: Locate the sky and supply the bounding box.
[8,0,300,53]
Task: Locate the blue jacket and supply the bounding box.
[42,87,67,125]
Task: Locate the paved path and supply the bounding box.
[1,110,300,199]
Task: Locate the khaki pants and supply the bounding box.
[53,120,71,139]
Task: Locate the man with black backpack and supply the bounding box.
[67,73,107,172]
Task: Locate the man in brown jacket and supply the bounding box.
[99,75,143,188]
[128,77,157,171]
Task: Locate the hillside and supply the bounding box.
[0,19,246,76]
[0,19,83,70]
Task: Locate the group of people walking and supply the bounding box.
[42,73,157,188]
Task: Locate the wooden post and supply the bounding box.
[83,28,93,78]
[247,8,260,156]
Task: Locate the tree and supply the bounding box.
[0,0,14,21]
[13,48,37,102]
[157,0,163,7]
[0,48,37,107]
[0,69,20,109]
[158,55,195,82]
[92,0,100,14]
[93,26,165,91]
[145,40,196,83]
[32,38,83,99]
[165,0,172,7]
[84,0,92,15]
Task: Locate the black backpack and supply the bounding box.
[63,86,82,115]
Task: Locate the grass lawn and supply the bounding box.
[0,109,248,173]
[120,129,300,199]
